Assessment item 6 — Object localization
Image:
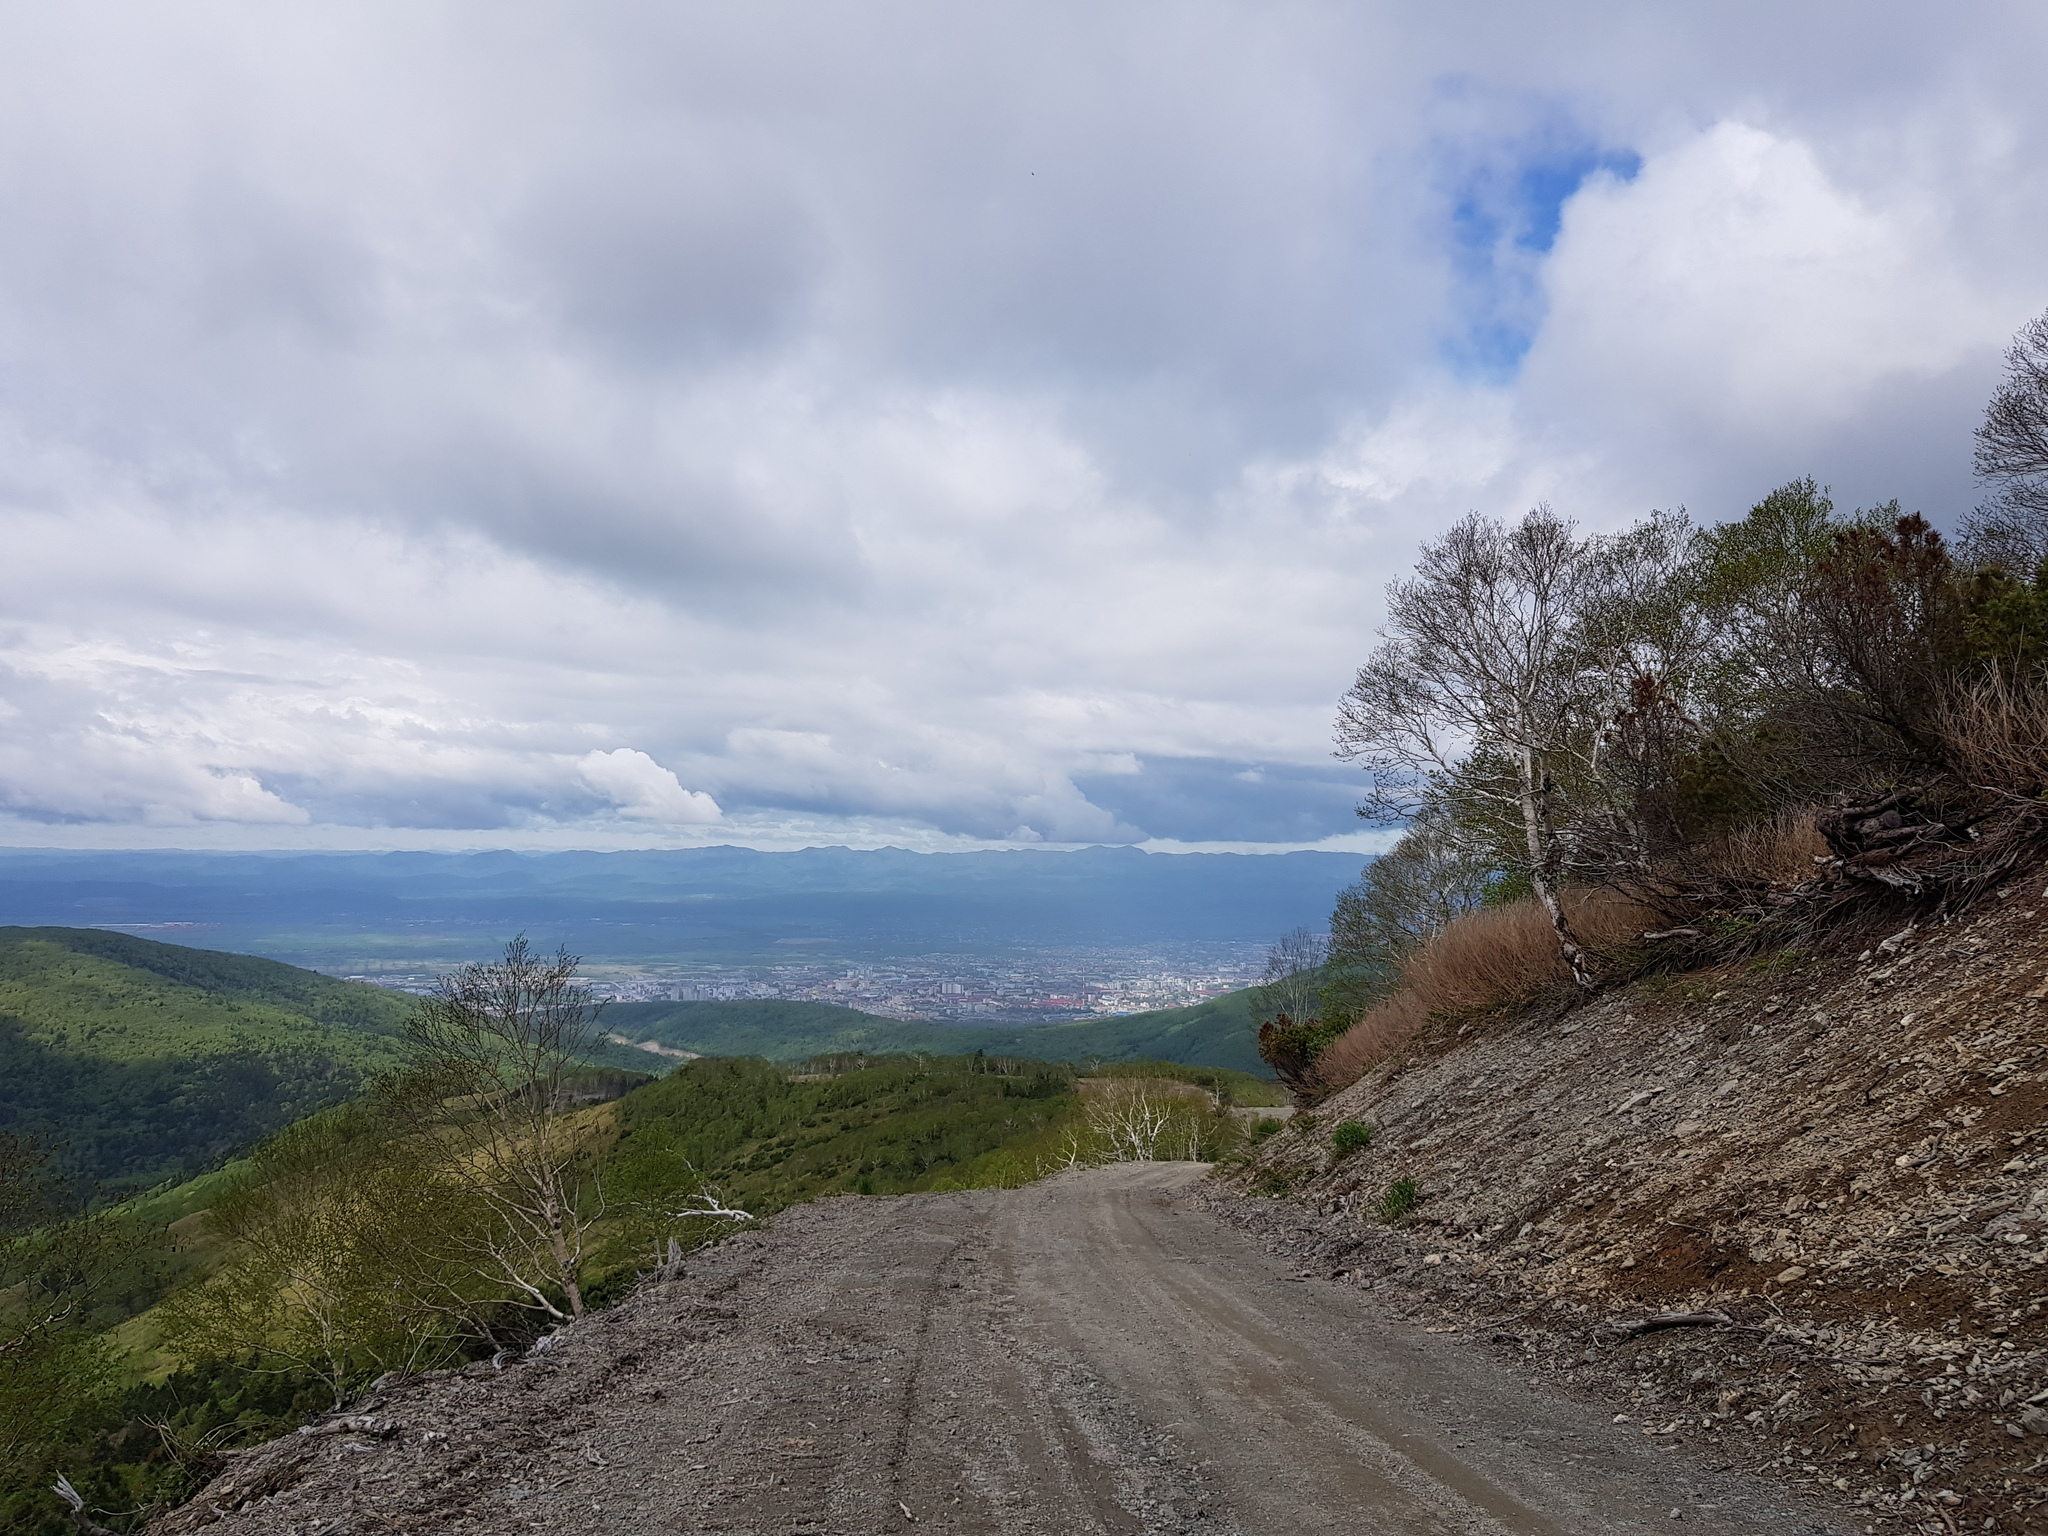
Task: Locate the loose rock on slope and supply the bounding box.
[1217,884,2048,1530]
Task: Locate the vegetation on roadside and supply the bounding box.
[1329,1120,1373,1156]
[1374,1178,1420,1221]
[1247,303,2048,1102]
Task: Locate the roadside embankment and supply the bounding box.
[1214,886,2048,1529]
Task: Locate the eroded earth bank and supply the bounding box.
[1216,885,2048,1532]
[152,1165,1845,1536]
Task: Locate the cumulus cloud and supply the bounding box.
[577,749,722,824]
[0,3,2042,849]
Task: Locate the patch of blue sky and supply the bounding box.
[1441,139,1642,379]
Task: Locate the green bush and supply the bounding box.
[1254,1014,1344,1100]
[1375,1177,1420,1221]
[1250,1117,1286,1141]
[1329,1120,1374,1156]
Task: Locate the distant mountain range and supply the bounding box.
[0,845,1365,968]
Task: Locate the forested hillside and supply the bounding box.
[0,928,418,1191]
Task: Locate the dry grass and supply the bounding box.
[1306,992,1426,1098]
[1309,889,1662,1095]
[1697,808,1829,889]
[1935,670,2048,796]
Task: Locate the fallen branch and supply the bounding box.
[52,1477,118,1536]
[672,1194,753,1222]
[1607,1309,1732,1339]
[296,1415,401,1440]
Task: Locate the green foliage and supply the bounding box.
[0,928,417,1192]
[0,1132,132,1518]
[595,1054,1082,1272]
[1255,1014,1344,1100]
[1250,1116,1286,1141]
[1960,561,2048,673]
[158,1104,489,1407]
[604,988,1277,1078]
[1375,1177,1420,1221]
[1329,1120,1374,1156]
[1,1357,344,1535]
[1692,477,1842,626]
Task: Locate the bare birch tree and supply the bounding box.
[1336,507,1604,985]
[395,937,606,1321]
[1254,926,1328,1025]
[1962,306,2048,568]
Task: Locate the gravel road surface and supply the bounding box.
[154,1164,1848,1535]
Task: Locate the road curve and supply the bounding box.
[151,1164,1846,1536]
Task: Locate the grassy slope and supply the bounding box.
[605,988,1272,1078]
[598,1054,1079,1238]
[0,926,661,1192]
[0,928,418,1190]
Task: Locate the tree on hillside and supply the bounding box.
[1330,812,1494,959]
[1336,507,1610,985]
[1963,306,2048,570]
[161,1106,482,1407]
[1253,927,1327,1025]
[389,937,607,1322]
[0,1133,124,1509]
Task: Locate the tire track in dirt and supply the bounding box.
[150,1167,1850,1535]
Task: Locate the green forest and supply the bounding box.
[0,928,414,1191]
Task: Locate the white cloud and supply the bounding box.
[1525,121,2011,441]
[0,6,2042,849]
[577,749,722,824]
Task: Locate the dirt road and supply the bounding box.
[155,1165,1847,1535]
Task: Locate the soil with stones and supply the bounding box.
[150,1164,1848,1536]
[1217,884,2048,1533]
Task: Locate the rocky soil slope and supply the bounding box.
[1215,884,2048,1532]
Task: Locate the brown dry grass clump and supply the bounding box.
[1935,670,2048,796]
[1310,889,1661,1095]
[1699,808,1828,888]
[1308,993,1426,1096]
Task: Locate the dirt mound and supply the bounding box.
[1216,885,2048,1530]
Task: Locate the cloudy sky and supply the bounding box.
[0,2,2042,853]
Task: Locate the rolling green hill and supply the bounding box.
[603,988,1271,1078]
[0,928,652,1193]
[0,927,421,1191]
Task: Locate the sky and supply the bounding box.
[1,2,2044,854]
